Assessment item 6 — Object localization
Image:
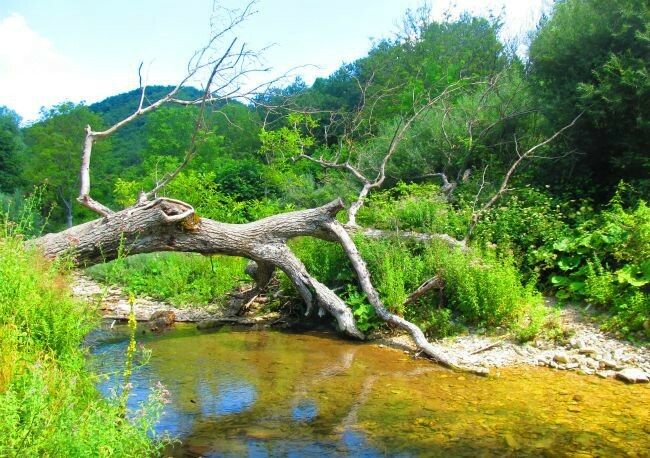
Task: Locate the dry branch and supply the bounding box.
[404,275,444,306]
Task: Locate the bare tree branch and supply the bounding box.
[464,112,583,241]
[146,38,237,198]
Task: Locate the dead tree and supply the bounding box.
[286,67,580,247]
[29,5,494,376]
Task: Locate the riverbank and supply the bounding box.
[72,273,649,384]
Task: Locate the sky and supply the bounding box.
[0,0,550,124]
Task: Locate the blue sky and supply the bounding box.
[0,0,549,123]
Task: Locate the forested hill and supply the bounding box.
[90,86,204,125]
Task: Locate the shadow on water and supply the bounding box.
[88,323,650,457]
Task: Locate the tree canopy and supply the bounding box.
[529,0,650,196]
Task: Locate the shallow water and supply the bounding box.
[90,324,649,457]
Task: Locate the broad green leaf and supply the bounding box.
[551,275,570,286]
[552,239,571,252]
[557,256,581,271]
[616,264,650,287]
[569,281,586,293]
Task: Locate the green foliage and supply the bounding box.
[86,252,247,308]
[359,237,546,339]
[357,182,469,237]
[211,157,270,201]
[115,166,288,223]
[474,186,568,278]
[389,65,542,185]
[300,11,508,121]
[0,233,164,456]
[289,237,353,286]
[344,286,382,332]
[22,102,112,228]
[0,106,24,193]
[1,186,50,238]
[529,0,650,195]
[547,188,649,337]
[89,86,204,168]
[259,113,317,162]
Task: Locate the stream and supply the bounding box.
[89,323,649,457]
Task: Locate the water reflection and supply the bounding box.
[198,379,257,417]
[90,324,650,457]
[292,399,318,422]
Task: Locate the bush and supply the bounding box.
[548,188,649,338]
[361,236,549,340]
[357,181,468,237]
[473,186,567,279]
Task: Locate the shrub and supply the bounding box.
[357,181,468,237]
[355,236,547,340]
[473,186,567,278]
[549,188,649,338]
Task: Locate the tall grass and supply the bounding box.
[86,252,247,308]
[0,232,165,456]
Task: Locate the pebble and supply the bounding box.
[554,353,570,364]
[600,359,622,370]
[578,348,596,355]
[596,371,614,379]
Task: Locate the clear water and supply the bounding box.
[89,324,650,457]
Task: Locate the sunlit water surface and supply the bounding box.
[89,324,649,457]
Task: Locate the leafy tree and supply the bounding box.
[22,103,111,227]
[0,107,24,193]
[389,64,541,186]
[529,0,650,197]
[207,101,261,159]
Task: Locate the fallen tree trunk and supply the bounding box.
[32,195,489,375]
[33,197,362,340]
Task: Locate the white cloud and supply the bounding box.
[0,14,68,122]
[0,13,126,124]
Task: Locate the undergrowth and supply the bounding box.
[86,252,247,308]
[0,235,166,456]
[289,234,554,341]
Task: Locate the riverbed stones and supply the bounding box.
[554,353,570,364]
[148,310,176,331]
[578,347,597,355]
[596,370,615,379]
[599,358,622,370]
[569,338,585,349]
[615,368,649,384]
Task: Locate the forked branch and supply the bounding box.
[76,2,266,216]
[464,112,583,241]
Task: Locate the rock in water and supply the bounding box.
[148,310,176,331]
[615,368,649,384]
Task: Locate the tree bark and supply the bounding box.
[32,197,363,340]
